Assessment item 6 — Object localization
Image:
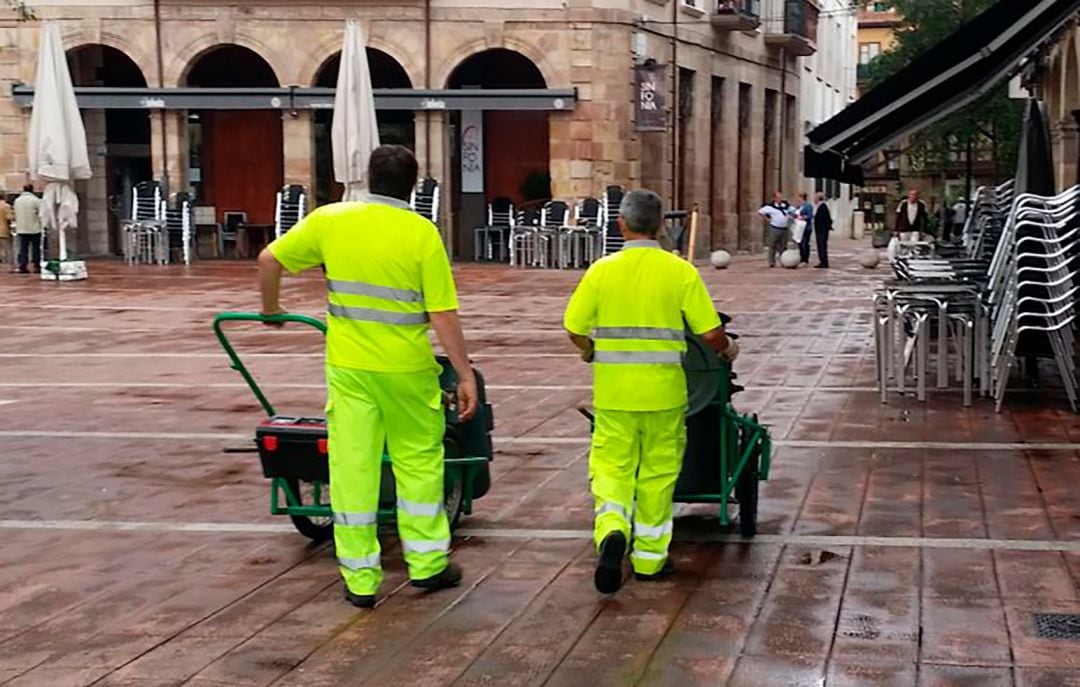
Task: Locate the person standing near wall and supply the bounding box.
[0,193,13,268]
[758,191,792,268]
[13,184,42,274]
[813,192,832,269]
[795,192,814,265]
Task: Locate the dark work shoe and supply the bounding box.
[411,562,463,591]
[594,532,627,594]
[814,264,829,269]
[344,589,376,609]
[634,557,675,582]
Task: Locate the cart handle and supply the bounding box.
[212,312,327,417]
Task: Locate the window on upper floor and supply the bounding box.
[859,42,881,64]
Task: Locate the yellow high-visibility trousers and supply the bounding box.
[589,407,686,575]
[325,364,451,596]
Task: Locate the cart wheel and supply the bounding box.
[734,457,759,538]
[284,479,334,543]
[444,435,465,529]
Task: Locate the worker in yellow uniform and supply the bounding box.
[257,145,477,608]
[564,189,739,594]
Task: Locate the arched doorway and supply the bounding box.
[183,45,282,225]
[66,44,150,255]
[313,49,414,206]
[446,49,549,258]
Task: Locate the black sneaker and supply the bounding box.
[634,557,675,582]
[594,532,627,594]
[411,562,463,591]
[344,589,376,609]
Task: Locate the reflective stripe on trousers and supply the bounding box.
[593,351,682,364]
[333,511,378,526]
[338,553,381,570]
[589,407,686,576]
[327,364,451,596]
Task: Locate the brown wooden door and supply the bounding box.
[204,110,283,224]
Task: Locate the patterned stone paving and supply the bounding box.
[1,239,1079,685]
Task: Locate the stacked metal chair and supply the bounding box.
[874,182,1080,412]
[602,185,625,255]
[410,177,440,225]
[124,181,167,265]
[478,197,514,263]
[568,197,604,267]
[536,200,570,268]
[274,184,307,239]
[163,192,194,265]
[986,188,1080,412]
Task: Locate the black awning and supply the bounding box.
[805,0,1080,184]
[9,85,577,112]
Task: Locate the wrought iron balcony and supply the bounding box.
[765,0,818,57]
[713,0,761,31]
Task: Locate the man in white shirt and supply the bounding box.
[13,184,42,274]
[758,192,792,267]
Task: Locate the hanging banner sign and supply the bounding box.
[635,63,667,132]
[460,110,484,193]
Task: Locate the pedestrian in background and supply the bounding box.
[795,192,814,265]
[758,191,791,268]
[0,192,13,268]
[813,192,832,269]
[13,184,42,274]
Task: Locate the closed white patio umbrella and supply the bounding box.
[332,19,381,202]
[28,21,91,280]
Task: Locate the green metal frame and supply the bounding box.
[213,311,488,524]
[677,353,772,526]
[673,403,772,526]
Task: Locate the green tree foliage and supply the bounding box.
[867,0,1021,181]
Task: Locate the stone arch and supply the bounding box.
[60,31,154,84]
[311,47,414,89]
[1065,33,1080,119]
[436,39,556,90]
[66,43,148,87]
[169,34,285,87]
[300,34,421,88]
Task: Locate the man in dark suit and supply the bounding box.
[813,192,832,269]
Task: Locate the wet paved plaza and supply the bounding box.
[2,239,1080,686]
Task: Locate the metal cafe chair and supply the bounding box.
[476,197,514,262]
[411,177,441,226]
[538,200,571,269]
[275,184,307,239]
[571,197,603,267]
[510,206,540,267]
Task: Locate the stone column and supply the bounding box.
[150,110,185,195]
[78,110,108,255]
[282,111,314,192]
[1056,119,1079,190]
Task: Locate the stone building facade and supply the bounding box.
[1044,19,1080,192]
[0,0,824,259]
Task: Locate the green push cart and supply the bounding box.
[212,312,495,542]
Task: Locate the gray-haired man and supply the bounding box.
[564,189,738,594]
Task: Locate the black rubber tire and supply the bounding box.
[444,434,465,529]
[284,479,334,543]
[734,456,759,539]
